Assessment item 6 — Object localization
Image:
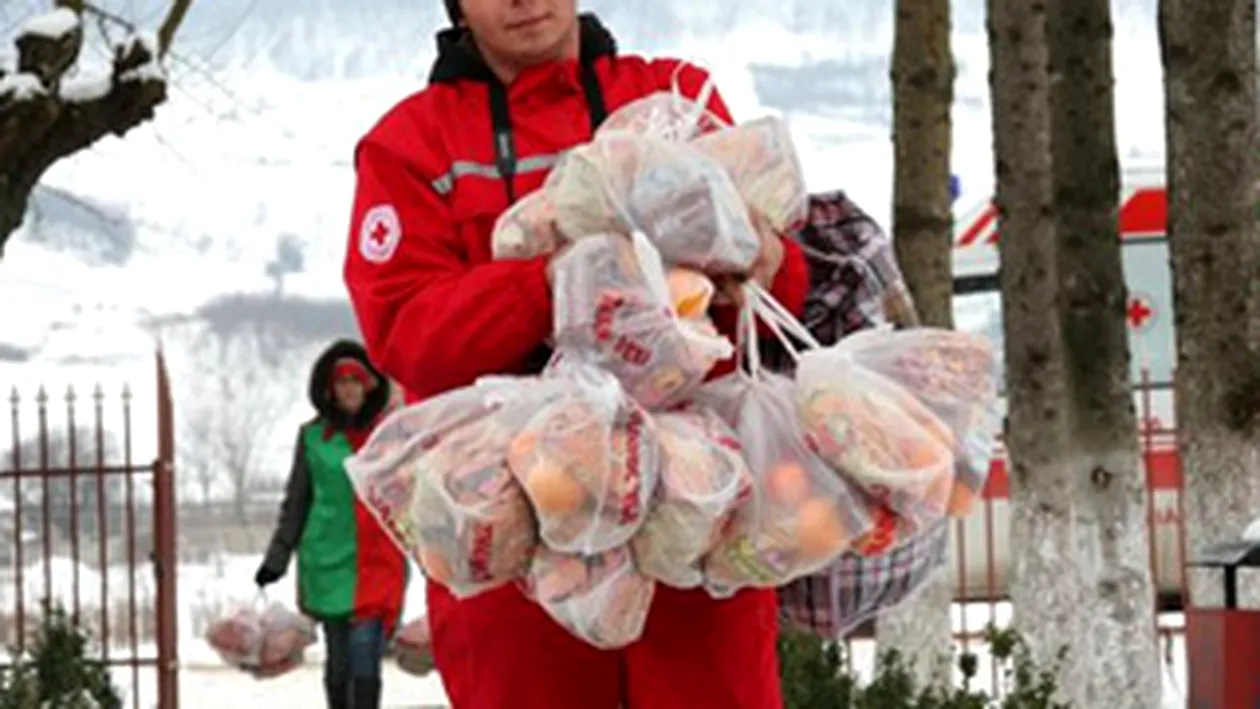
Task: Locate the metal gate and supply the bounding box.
[1,352,178,708]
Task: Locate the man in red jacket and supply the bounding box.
[343,1,809,707]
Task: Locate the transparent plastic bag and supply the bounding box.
[814,327,1002,518]
[525,545,655,649]
[696,306,874,593]
[254,603,318,678]
[205,604,264,667]
[205,599,316,678]
[490,190,563,260]
[749,285,1000,529]
[693,116,808,234]
[394,616,435,677]
[507,361,661,554]
[550,233,732,409]
[630,407,753,588]
[346,378,561,597]
[545,132,760,273]
[596,89,729,142]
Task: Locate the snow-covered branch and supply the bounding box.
[0,1,194,255]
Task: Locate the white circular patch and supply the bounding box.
[359,204,401,264]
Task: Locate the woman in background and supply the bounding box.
[255,339,407,709]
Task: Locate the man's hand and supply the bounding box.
[714,211,786,307]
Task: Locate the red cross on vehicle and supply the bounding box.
[1127,295,1154,330]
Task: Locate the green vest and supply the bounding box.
[296,422,359,619]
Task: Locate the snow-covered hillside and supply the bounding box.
[0,0,1168,449]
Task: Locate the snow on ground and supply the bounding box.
[3,556,1189,708]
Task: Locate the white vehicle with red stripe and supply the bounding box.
[947,169,1184,604]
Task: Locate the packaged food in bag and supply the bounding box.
[346,379,562,596]
[507,362,661,554]
[205,606,264,667]
[744,284,1000,528]
[491,190,563,260]
[630,408,753,588]
[550,233,732,409]
[793,328,1000,525]
[254,604,318,678]
[693,116,808,234]
[205,601,316,678]
[696,367,873,592]
[667,267,716,320]
[394,616,435,676]
[409,420,540,597]
[816,328,1001,517]
[545,133,760,273]
[526,545,655,649]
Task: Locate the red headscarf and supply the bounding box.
[326,357,379,450]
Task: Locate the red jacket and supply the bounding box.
[343,15,807,401]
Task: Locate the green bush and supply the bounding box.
[0,603,122,709]
[778,625,1069,709]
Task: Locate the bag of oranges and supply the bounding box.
[694,306,874,594]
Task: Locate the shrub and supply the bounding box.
[0,603,122,709]
[778,625,1069,708]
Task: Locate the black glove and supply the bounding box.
[254,563,282,588]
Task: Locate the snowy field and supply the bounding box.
[3,554,1190,708]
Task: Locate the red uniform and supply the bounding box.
[343,14,808,709]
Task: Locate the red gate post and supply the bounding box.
[1185,540,1260,708]
[153,351,179,708]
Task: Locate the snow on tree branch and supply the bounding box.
[0,0,194,256]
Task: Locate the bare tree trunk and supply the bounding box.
[1047,0,1161,704]
[878,0,956,686]
[1158,0,1260,607]
[988,0,1084,699]
[992,0,1160,704]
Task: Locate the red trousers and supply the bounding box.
[427,581,782,708]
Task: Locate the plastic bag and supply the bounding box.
[693,116,808,234]
[205,600,316,678]
[667,267,716,320]
[545,132,760,273]
[816,327,1002,518]
[749,285,1000,529]
[550,233,732,409]
[491,190,563,260]
[394,616,435,676]
[696,305,874,593]
[630,407,753,588]
[525,545,655,649]
[596,90,729,142]
[346,379,560,597]
[507,361,661,554]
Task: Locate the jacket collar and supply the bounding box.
[428,13,617,84]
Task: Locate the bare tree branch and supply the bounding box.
[0,0,195,256]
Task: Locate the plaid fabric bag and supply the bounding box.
[778,520,950,638]
[764,189,951,638]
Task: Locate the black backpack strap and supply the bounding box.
[485,59,609,207]
[487,80,518,205]
[579,60,608,130]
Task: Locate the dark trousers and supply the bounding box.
[322,618,386,709]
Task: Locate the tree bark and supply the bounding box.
[1158,0,1260,607]
[1051,0,1161,703]
[877,0,956,687]
[988,0,1082,699]
[992,0,1160,704]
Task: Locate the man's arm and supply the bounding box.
[344,137,554,399]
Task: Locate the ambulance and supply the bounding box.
[947,168,1184,605]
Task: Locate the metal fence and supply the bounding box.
[1,352,178,708]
